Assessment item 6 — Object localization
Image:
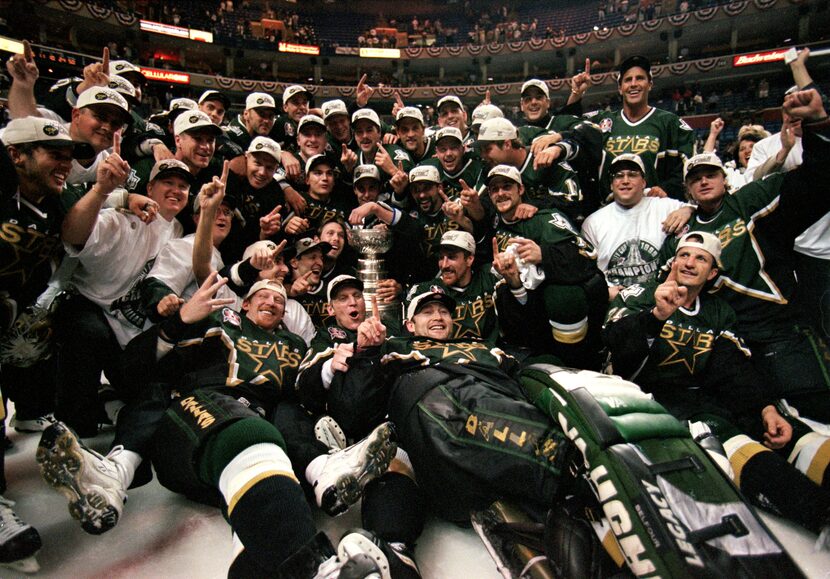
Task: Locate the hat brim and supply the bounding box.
[329,278,364,301]
[296,241,333,258]
[409,292,456,319]
[83,103,132,126]
[201,93,232,109]
[153,167,195,185]
[181,123,223,136]
[684,163,725,180]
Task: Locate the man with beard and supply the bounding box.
[351,108,414,192]
[486,165,607,369]
[395,107,434,165]
[0,116,85,571]
[406,231,500,344]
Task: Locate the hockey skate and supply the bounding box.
[315,415,347,451]
[0,497,41,574]
[311,422,396,516]
[36,421,128,535]
[338,528,421,579]
[10,412,55,434]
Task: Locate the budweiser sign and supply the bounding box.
[733,49,788,67]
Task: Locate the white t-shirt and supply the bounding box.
[581,196,685,287]
[745,133,828,258]
[65,209,183,347]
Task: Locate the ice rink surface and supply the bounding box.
[3,421,830,579]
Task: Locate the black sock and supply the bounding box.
[228,474,317,572]
[741,450,830,533]
[362,472,426,546]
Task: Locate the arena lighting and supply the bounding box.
[140,67,191,84]
[0,36,24,54]
[140,19,189,39]
[278,42,320,56]
[140,20,213,44]
[359,47,401,59]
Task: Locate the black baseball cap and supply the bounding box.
[618,55,652,83]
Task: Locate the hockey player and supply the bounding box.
[0,116,87,571]
[586,55,694,200]
[604,231,830,543]
[38,274,399,578]
[351,108,414,192]
[658,88,830,422]
[486,164,607,368]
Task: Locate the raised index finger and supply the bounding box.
[395,91,404,106]
[371,294,379,317]
[112,131,121,156]
[666,258,680,282]
[220,159,230,184]
[584,58,591,75]
[492,236,499,256]
[102,46,110,73]
[357,73,367,89]
[23,40,34,63]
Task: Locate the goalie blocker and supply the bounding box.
[520,364,802,578]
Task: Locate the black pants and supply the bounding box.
[55,295,124,437]
[1,357,56,420]
[389,373,572,522]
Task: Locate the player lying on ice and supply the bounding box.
[336,274,808,576]
[36,272,408,578]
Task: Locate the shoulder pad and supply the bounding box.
[49,77,81,92]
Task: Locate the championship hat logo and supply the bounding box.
[115,63,126,70]
[95,92,108,101]
[256,97,266,104]
[42,124,59,136]
[255,143,264,150]
[188,115,200,123]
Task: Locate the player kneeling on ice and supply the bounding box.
[37,274,400,578]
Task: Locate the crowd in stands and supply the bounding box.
[0,31,829,578]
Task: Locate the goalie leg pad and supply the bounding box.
[522,364,804,578]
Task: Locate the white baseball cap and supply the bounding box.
[436,95,464,112]
[107,75,138,103]
[683,152,725,180]
[322,99,349,120]
[351,108,381,128]
[76,87,130,119]
[174,110,222,136]
[327,274,364,302]
[610,153,646,174]
[244,279,287,301]
[148,158,194,183]
[409,165,441,184]
[486,164,522,186]
[395,106,424,125]
[109,60,145,80]
[169,98,198,114]
[2,116,76,148]
[353,164,381,183]
[247,136,282,161]
[282,85,311,105]
[440,230,475,254]
[520,79,550,99]
[246,92,277,111]
[471,104,504,128]
[434,127,463,143]
[297,114,326,133]
[305,153,333,175]
[677,231,722,263]
[243,240,278,262]
[477,118,518,142]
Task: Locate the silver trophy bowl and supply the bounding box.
[348,226,401,324]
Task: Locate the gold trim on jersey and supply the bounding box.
[707,195,787,304]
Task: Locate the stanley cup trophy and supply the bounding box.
[348,227,401,326]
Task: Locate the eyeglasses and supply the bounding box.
[611,170,642,180]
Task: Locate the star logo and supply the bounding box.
[659,323,711,374]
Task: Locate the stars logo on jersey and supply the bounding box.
[125,169,140,191]
[547,213,576,234]
[658,321,714,374]
[599,118,613,133]
[285,122,295,137]
[222,308,241,326]
[393,149,411,162]
[679,119,693,131]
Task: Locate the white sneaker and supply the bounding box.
[36,422,128,535]
[10,413,55,433]
[312,422,396,516]
[0,496,41,573]
[315,416,347,451]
